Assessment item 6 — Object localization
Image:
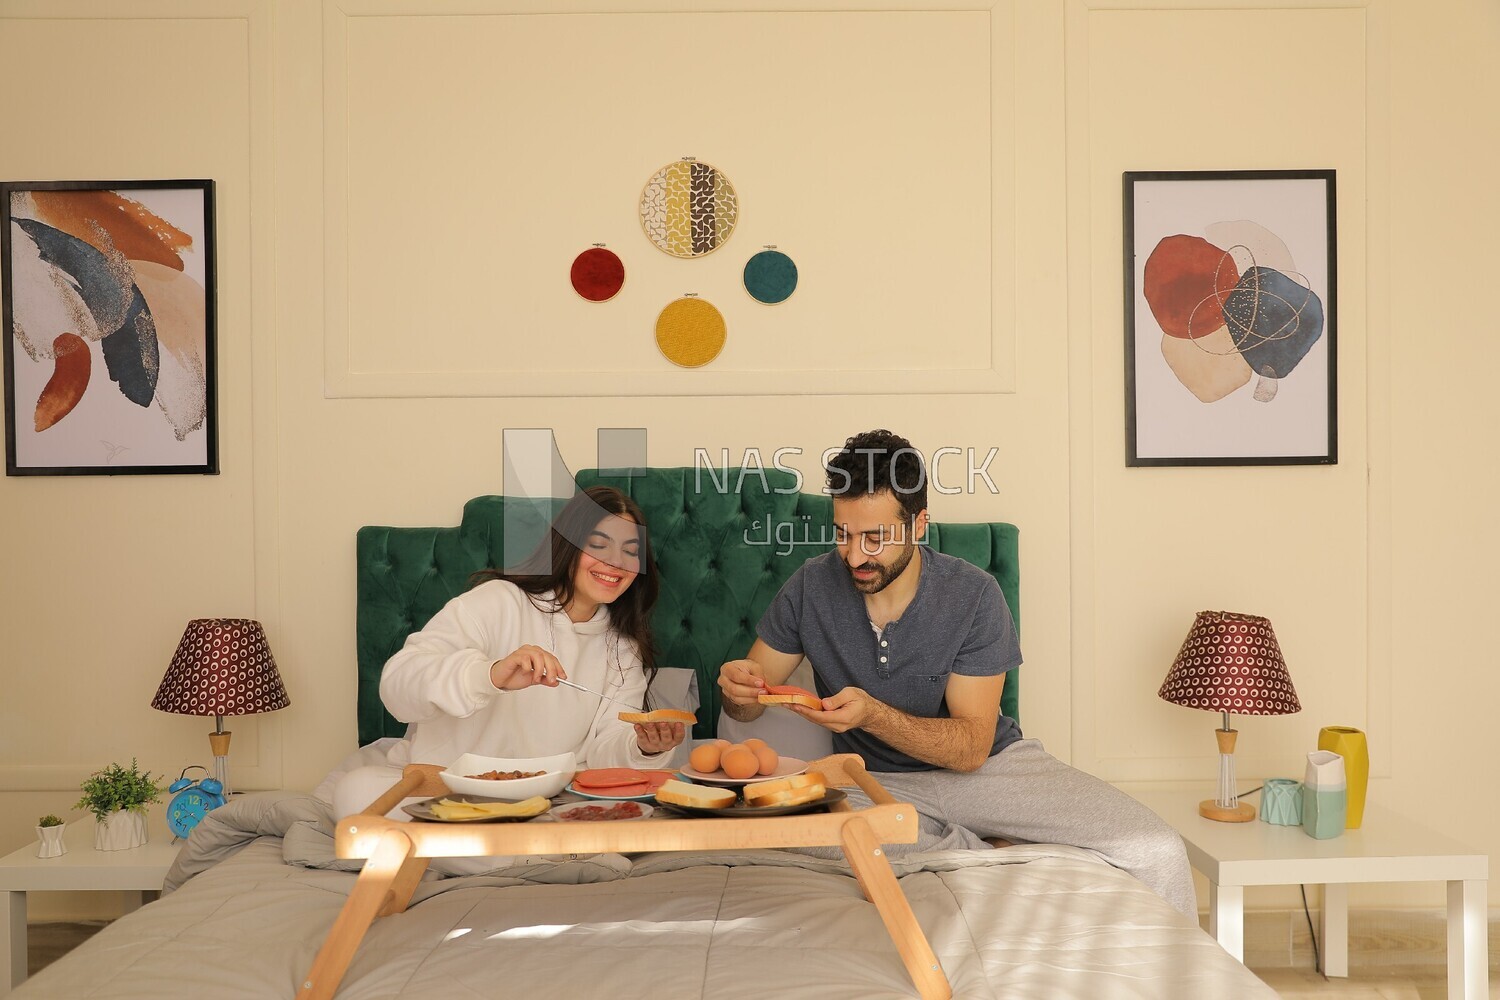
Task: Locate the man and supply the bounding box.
[719,429,1195,918]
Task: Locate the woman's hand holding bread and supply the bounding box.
[632,720,686,755]
[616,708,695,756]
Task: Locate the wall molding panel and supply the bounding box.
[322,0,1021,397]
[0,0,281,794]
[1064,0,1392,784]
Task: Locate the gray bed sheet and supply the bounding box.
[16,793,1276,999]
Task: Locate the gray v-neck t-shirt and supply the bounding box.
[757,549,1023,772]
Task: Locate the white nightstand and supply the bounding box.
[1134,790,1489,1000]
[0,813,181,995]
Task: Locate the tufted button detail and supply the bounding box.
[739,619,750,629]
[680,620,692,631]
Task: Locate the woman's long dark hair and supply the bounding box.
[472,485,660,703]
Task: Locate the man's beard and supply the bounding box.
[847,539,916,594]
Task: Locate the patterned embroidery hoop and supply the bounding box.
[639,161,739,258]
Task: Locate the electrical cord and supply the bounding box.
[1236,785,1320,971]
[1300,884,1322,975]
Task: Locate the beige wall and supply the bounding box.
[1,0,1495,922]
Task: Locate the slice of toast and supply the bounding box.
[757,685,821,711]
[618,708,698,725]
[743,771,827,806]
[747,785,826,809]
[655,778,736,810]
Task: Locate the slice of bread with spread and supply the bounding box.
[618,708,698,725]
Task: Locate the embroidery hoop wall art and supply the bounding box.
[639,160,738,259]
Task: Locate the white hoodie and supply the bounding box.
[378,580,660,770]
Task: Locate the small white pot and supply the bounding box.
[36,825,66,859]
[94,810,148,851]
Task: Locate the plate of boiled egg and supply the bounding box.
[679,739,807,786]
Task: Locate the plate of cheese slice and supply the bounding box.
[403,794,551,823]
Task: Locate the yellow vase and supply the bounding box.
[1318,726,1368,829]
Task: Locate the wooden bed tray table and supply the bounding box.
[299,754,951,1000]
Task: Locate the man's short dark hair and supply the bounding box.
[825,429,927,522]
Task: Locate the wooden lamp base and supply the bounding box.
[1199,799,1257,822]
[1200,725,1257,822]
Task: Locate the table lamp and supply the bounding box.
[151,619,290,796]
[1158,611,1300,822]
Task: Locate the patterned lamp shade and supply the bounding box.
[151,619,290,717]
[1158,611,1300,716]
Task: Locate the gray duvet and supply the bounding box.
[17,793,1275,999]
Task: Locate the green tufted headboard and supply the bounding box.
[356,467,1020,746]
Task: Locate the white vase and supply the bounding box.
[94,810,148,851]
[1302,750,1348,840]
[36,825,66,859]
[1304,750,1346,790]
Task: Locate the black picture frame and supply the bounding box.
[1123,169,1337,467]
[3,178,218,476]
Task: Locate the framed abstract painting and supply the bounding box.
[1123,170,1336,467]
[2,179,217,476]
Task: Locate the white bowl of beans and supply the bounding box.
[439,751,576,800]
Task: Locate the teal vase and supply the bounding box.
[1260,778,1303,826]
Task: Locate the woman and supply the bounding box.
[328,486,684,819]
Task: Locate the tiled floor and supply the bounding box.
[26,920,108,977]
[1235,906,1498,998]
[1253,966,1498,999]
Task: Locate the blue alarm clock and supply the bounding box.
[166,767,226,840]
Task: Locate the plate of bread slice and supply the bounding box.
[654,772,842,817]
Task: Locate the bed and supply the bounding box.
[15,468,1277,999]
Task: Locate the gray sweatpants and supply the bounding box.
[809,738,1197,919]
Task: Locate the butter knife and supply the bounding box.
[554,677,642,714]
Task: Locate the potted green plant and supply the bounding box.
[36,814,66,858]
[75,759,162,851]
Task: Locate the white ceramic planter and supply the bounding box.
[94,809,148,851]
[36,825,66,858]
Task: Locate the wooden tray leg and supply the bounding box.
[378,852,431,917]
[298,828,423,1000]
[840,816,952,1000]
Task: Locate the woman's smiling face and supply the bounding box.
[571,513,642,609]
